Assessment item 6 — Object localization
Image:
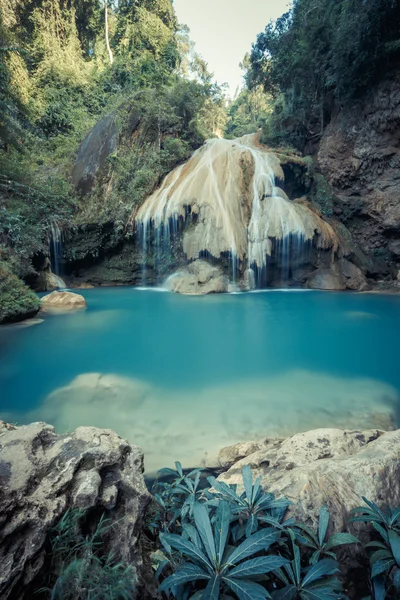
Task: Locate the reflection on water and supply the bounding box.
[0,288,399,473]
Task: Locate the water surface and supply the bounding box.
[1,288,399,473]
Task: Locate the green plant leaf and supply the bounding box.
[324,533,359,551]
[272,585,297,599]
[158,564,210,592]
[372,575,386,600]
[318,506,330,546]
[224,577,271,600]
[202,575,221,600]
[227,528,280,566]
[228,555,289,578]
[393,567,400,591]
[215,501,231,566]
[194,503,217,565]
[159,533,212,571]
[242,465,254,503]
[301,559,339,587]
[388,530,400,565]
[371,558,396,578]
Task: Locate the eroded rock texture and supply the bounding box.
[217,428,400,531]
[0,421,150,600]
[318,71,400,269]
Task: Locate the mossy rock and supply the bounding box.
[0,262,40,324]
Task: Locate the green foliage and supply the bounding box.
[0,0,227,284]
[226,86,272,140]
[293,505,359,564]
[248,0,400,148]
[152,464,355,600]
[207,465,292,541]
[41,508,137,600]
[0,260,39,324]
[351,497,400,599]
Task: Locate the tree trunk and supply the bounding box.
[105,0,113,65]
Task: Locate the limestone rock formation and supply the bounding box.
[165,260,229,295]
[41,290,86,309]
[217,428,400,531]
[0,421,150,600]
[136,134,339,281]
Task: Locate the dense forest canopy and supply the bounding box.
[247,0,400,148]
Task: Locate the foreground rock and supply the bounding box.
[165,260,229,295]
[0,422,150,599]
[41,290,86,309]
[217,428,400,531]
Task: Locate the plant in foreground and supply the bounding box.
[351,498,400,599]
[273,539,345,600]
[207,465,292,541]
[294,504,359,564]
[40,509,136,600]
[159,501,288,599]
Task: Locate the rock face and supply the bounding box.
[72,114,118,195]
[217,428,400,531]
[0,421,150,600]
[165,260,229,294]
[306,267,346,290]
[41,290,86,309]
[318,70,400,269]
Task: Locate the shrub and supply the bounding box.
[0,260,39,323]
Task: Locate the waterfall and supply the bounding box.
[134,134,338,288]
[50,221,63,276]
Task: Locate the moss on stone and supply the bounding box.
[0,262,40,324]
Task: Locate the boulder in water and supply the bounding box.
[41,290,86,309]
[0,421,150,599]
[165,260,229,295]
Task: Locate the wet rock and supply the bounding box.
[165,260,229,295]
[41,291,86,309]
[217,428,400,531]
[306,267,346,290]
[389,238,400,258]
[0,421,150,600]
[337,258,369,290]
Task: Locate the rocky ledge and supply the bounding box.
[1,422,399,599]
[213,427,400,530]
[0,421,150,599]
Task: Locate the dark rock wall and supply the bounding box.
[318,70,400,273]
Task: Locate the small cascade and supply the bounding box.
[134,133,338,289]
[50,220,63,277]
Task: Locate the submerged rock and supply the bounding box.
[217,428,400,530]
[41,290,86,309]
[165,260,229,295]
[0,421,150,600]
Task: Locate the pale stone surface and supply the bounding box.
[337,258,369,291]
[136,134,338,270]
[306,267,346,290]
[217,428,400,531]
[45,272,67,290]
[41,290,86,309]
[165,260,229,295]
[0,421,150,599]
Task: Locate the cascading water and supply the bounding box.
[48,221,66,289]
[50,221,63,276]
[134,133,338,288]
